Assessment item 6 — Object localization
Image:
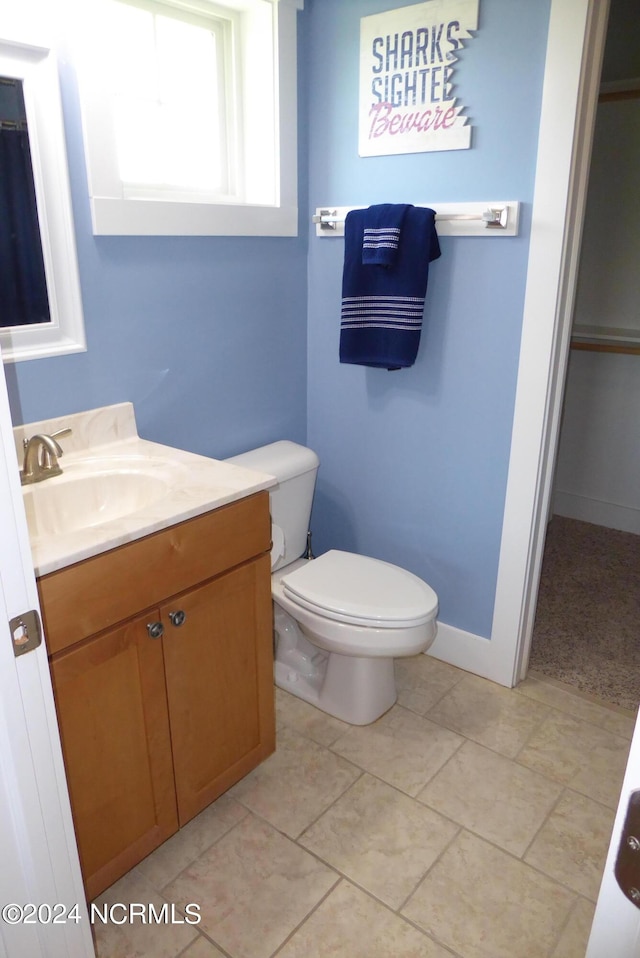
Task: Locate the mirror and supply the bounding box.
[0,76,51,328]
[0,35,85,363]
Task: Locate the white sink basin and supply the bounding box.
[15,404,276,576]
[23,455,189,538]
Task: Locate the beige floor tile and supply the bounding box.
[524,790,615,900]
[426,674,550,758]
[418,739,562,856]
[137,795,248,890]
[93,654,618,958]
[395,653,466,716]
[181,936,227,957]
[275,687,350,747]
[598,708,637,740]
[518,675,637,740]
[164,814,338,958]
[228,725,361,838]
[299,773,458,909]
[278,880,451,958]
[517,709,631,808]
[551,898,596,958]
[331,704,464,796]
[402,830,575,958]
[92,869,199,958]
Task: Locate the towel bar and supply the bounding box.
[312,202,520,237]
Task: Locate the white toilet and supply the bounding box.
[227,441,439,725]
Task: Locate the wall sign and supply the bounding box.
[359,0,479,157]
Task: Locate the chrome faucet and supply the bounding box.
[20,428,72,485]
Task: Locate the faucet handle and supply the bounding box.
[22,427,71,452]
[50,427,73,442]
[41,428,72,464]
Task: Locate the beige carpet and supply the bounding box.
[529,515,640,712]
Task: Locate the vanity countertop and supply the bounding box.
[14,403,275,577]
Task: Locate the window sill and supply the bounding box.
[89,196,299,237]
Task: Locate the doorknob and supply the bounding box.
[146,621,164,639]
[168,610,186,627]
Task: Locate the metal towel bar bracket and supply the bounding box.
[312,201,520,237]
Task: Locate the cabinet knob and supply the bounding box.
[169,610,186,627]
[146,621,164,639]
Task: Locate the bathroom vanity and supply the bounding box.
[16,404,276,901]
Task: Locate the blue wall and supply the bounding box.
[6,34,310,461]
[7,0,553,640]
[305,0,550,637]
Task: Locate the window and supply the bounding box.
[110,0,234,199]
[76,0,302,236]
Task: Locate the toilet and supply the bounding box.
[227,441,439,725]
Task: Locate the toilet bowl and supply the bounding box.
[226,441,439,725]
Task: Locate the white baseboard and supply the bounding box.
[553,490,640,535]
[427,620,511,687]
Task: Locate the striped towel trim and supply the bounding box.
[341,295,424,330]
[363,227,401,253]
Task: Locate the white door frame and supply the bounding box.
[490,0,611,685]
[0,350,94,957]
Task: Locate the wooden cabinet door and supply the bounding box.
[49,612,178,900]
[163,553,275,826]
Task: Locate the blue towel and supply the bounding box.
[361,203,409,266]
[340,205,441,370]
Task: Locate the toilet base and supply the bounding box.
[274,644,397,726]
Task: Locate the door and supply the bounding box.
[49,611,178,900]
[0,349,94,956]
[163,554,275,825]
[587,710,640,955]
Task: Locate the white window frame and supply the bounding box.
[109,0,239,202]
[0,32,86,363]
[76,0,302,237]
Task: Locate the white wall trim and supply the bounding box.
[490,0,611,686]
[554,491,640,536]
[428,621,503,685]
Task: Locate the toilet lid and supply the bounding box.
[281,550,438,628]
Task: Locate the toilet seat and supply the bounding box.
[281,550,438,629]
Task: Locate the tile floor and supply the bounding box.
[92,656,636,958]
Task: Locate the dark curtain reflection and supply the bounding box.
[0,127,50,327]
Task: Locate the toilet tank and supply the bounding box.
[226,441,319,571]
